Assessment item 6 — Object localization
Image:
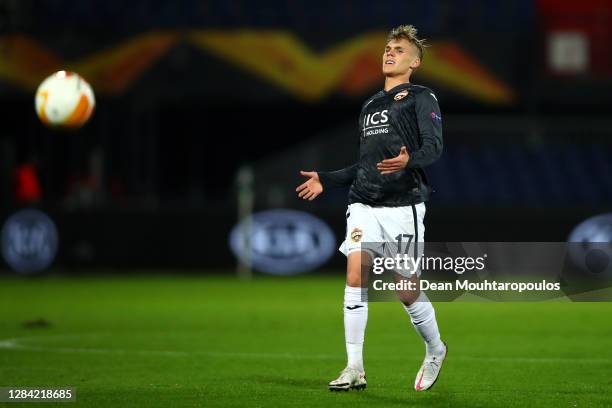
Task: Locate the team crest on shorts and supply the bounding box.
[394,89,409,100]
[350,228,363,243]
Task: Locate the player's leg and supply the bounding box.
[377,203,447,391]
[401,286,446,391]
[329,205,377,391]
[329,251,369,391]
[398,284,445,364]
[344,250,369,371]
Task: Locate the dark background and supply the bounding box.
[1,0,611,271]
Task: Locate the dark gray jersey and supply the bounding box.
[319,82,443,207]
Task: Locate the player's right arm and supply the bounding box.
[318,164,358,188]
[296,164,358,201]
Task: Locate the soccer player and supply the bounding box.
[296,25,446,392]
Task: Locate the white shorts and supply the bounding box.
[340,202,426,274]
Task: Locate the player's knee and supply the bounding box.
[346,273,361,287]
[393,273,421,305]
[347,251,369,287]
[347,264,362,287]
[399,290,421,306]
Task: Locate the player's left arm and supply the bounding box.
[377,90,443,174]
[407,90,443,168]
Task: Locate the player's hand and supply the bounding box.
[296,171,323,201]
[377,146,409,175]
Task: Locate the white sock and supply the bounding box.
[344,285,368,372]
[403,291,444,357]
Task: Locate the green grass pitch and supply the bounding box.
[0,273,611,407]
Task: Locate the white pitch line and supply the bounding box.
[1,334,611,365]
[0,335,338,360]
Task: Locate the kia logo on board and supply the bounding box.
[1,209,59,274]
[230,209,336,275]
[568,213,612,277]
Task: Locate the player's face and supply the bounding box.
[382,38,420,77]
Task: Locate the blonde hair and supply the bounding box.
[387,25,428,60]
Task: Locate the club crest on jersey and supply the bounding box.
[394,89,409,100]
[350,228,363,243]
